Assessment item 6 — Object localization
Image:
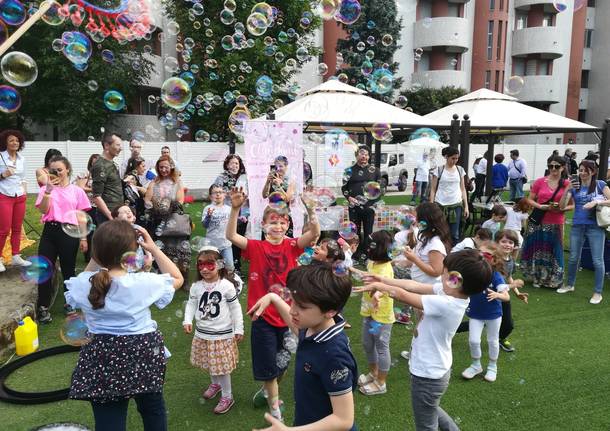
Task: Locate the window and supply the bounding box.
[581,70,589,88]
[578,110,587,122]
[399,154,404,164]
[497,21,503,60]
[135,87,159,116]
[447,54,459,70]
[539,60,551,75]
[516,12,527,30]
[485,71,491,89]
[584,29,593,48]
[513,58,525,76]
[380,153,388,164]
[542,13,554,27]
[525,59,537,76]
[447,3,459,17]
[588,0,595,6]
[500,0,504,10]
[489,0,495,9]
[495,70,501,91]
[487,21,494,60]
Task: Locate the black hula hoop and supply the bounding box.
[0,345,80,404]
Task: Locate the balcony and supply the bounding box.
[514,0,559,11]
[412,70,469,91]
[582,48,591,70]
[512,27,562,59]
[516,75,560,104]
[413,17,470,53]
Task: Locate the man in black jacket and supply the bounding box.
[341,145,381,260]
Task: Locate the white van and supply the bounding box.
[379,149,410,192]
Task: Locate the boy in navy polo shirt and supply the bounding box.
[248,264,357,431]
[227,187,321,422]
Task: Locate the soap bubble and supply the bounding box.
[60,312,92,346]
[251,2,274,21]
[317,0,341,19]
[388,242,406,259]
[267,191,287,210]
[398,213,416,230]
[381,34,394,46]
[269,283,291,301]
[256,75,273,98]
[335,0,361,25]
[0,0,26,25]
[276,349,291,369]
[161,77,192,111]
[166,20,180,35]
[410,127,440,140]
[87,80,98,91]
[120,251,144,272]
[41,0,64,25]
[332,261,349,277]
[194,130,210,142]
[371,123,392,141]
[179,71,195,87]
[220,8,235,25]
[221,35,234,50]
[395,95,408,108]
[61,210,94,238]
[21,255,53,284]
[317,63,329,75]
[246,12,269,36]
[363,181,382,200]
[552,1,567,12]
[0,85,20,113]
[228,106,251,136]
[1,51,37,87]
[422,17,432,28]
[297,253,312,265]
[339,221,358,240]
[63,31,92,65]
[101,49,114,63]
[505,75,524,96]
[369,68,393,94]
[283,331,298,353]
[103,90,125,111]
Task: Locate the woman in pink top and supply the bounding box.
[520,155,572,288]
[35,156,91,323]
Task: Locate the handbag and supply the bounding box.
[158,212,192,237]
[596,206,610,228]
[528,183,563,226]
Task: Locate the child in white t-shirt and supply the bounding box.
[503,199,531,258]
[356,249,493,430]
[451,227,492,253]
[203,184,234,271]
[481,205,507,240]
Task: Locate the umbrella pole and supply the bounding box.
[599,118,610,181]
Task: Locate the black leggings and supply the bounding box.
[349,205,375,257]
[37,222,80,309]
[91,392,167,431]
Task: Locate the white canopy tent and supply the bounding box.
[268,80,446,133]
[423,88,598,135]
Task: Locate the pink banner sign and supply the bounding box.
[244,120,304,239]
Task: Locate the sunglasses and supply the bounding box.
[197,261,218,271]
[547,164,562,170]
[481,251,494,262]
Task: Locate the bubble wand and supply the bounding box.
[0,0,52,57]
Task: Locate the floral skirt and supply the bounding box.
[520,223,564,287]
[70,331,166,403]
[190,337,238,376]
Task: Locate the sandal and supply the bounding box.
[358,380,387,396]
[357,373,375,386]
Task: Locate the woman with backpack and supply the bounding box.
[429,147,469,245]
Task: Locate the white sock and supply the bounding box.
[472,358,482,368]
[216,374,232,398]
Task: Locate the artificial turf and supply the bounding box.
[1,199,609,430]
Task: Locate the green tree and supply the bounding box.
[335,0,403,100]
[0,21,154,139]
[161,0,321,141]
[401,86,467,116]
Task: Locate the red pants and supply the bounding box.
[0,193,26,256]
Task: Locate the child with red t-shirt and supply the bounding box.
[226,187,320,422]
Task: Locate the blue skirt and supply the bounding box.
[520,223,564,288]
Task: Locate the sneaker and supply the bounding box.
[394,313,412,325]
[357,373,375,386]
[37,307,52,324]
[500,339,515,353]
[11,255,31,267]
[358,380,387,395]
[400,350,410,361]
[202,383,222,400]
[532,283,540,289]
[461,364,483,380]
[64,304,76,315]
[590,293,603,305]
[557,285,575,294]
[0,259,5,273]
[213,396,235,414]
[484,366,497,382]
[252,386,268,408]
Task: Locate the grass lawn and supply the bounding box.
[1,198,609,430]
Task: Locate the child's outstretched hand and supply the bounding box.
[353,282,384,294]
[252,412,289,431]
[247,293,277,320]
[183,324,192,334]
[516,292,529,304]
[486,289,502,302]
[512,279,525,289]
[229,187,247,209]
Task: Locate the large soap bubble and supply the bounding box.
[255,75,273,98]
[369,68,393,94]
[63,31,92,65]
[61,209,95,238]
[60,312,92,346]
[103,90,125,111]
[0,0,26,26]
[1,52,37,87]
[335,0,361,25]
[246,12,269,36]
[21,255,53,284]
[0,85,21,113]
[161,77,192,111]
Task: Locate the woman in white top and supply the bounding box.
[0,130,31,272]
[429,147,469,245]
[410,152,430,205]
[471,152,488,202]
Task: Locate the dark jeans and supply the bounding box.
[349,204,375,258]
[91,391,167,431]
[499,300,514,340]
[472,174,486,202]
[37,222,80,309]
[84,207,97,262]
[233,218,247,272]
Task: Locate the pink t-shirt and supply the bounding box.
[36,184,91,224]
[531,177,569,225]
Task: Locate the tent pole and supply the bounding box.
[459,114,470,171]
[599,118,610,180]
[450,114,460,148]
[373,137,381,169]
[484,136,496,199]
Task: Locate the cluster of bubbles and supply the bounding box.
[0,51,38,113]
